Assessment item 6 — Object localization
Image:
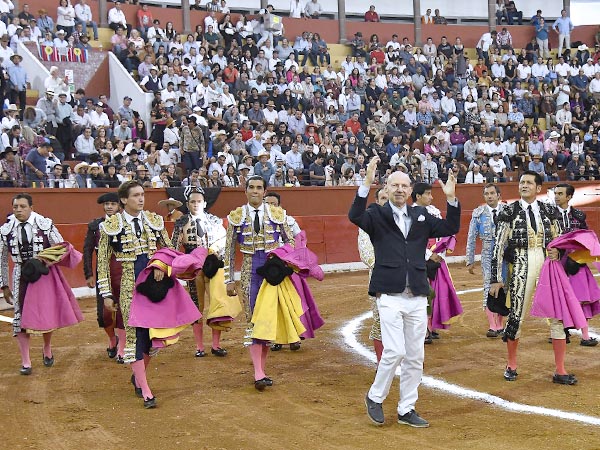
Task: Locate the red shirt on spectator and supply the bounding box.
[364,11,380,22]
[370,49,385,64]
[344,117,362,136]
[241,128,254,141]
[223,66,239,84]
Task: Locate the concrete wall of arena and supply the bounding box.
[23,0,598,48]
[108,52,154,132]
[17,42,50,96]
[60,0,566,20]
[1,182,599,288]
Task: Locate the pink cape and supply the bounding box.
[430,236,463,330]
[530,230,597,328]
[128,248,205,329]
[270,231,325,338]
[21,243,84,332]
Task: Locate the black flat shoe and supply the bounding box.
[144,397,157,409]
[552,373,577,385]
[43,355,54,367]
[131,375,143,398]
[264,377,273,386]
[431,331,440,340]
[195,350,206,358]
[271,344,283,351]
[211,347,227,357]
[116,356,125,364]
[289,342,301,351]
[107,336,119,358]
[254,378,270,391]
[504,367,518,381]
[20,366,32,375]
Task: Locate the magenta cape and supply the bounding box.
[430,236,463,330]
[128,248,205,329]
[530,230,596,328]
[270,231,325,339]
[21,243,84,332]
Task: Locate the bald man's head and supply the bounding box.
[386,171,412,208]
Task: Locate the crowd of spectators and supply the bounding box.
[1,1,600,189]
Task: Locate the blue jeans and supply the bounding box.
[451,144,464,159]
[76,19,98,39]
[182,151,201,172]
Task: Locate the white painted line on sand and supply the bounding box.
[341,311,600,426]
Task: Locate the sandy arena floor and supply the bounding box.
[1,266,600,450]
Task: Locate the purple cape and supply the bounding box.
[430,236,463,330]
[530,230,597,328]
[21,243,84,332]
[430,260,463,330]
[269,231,325,338]
[128,248,204,329]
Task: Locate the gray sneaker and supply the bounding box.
[365,394,384,425]
[398,410,429,428]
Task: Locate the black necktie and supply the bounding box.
[196,219,205,238]
[527,205,537,233]
[492,208,498,225]
[20,223,30,252]
[563,211,569,230]
[254,209,260,234]
[133,218,142,238]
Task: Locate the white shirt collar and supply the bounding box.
[556,205,570,214]
[519,198,539,213]
[122,210,142,225]
[388,201,408,218]
[487,204,499,214]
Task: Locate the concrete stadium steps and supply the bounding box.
[26,89,39,106]
[89,27,115,49]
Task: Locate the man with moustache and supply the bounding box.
[224,176,295,391]
[489,172,569,384]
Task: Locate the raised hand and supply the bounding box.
[364,156,380,187]
[439,172,457,202]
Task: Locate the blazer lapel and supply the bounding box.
[383,202,402,235]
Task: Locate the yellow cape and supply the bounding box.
[206,268,242,331]
[251,277,306,344]
[149,325,189,347]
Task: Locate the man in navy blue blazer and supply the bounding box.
[349,156,461,428]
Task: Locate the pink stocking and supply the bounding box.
[211,329,221,349]
[143,353,151,369]
[116,328,126,357]
[552,339,567,375]
[192,322,204,352]
[485,308,497,329]
[495,313,504,331]
[16,332,31,368]
[581,325,591,341]
[105,326,117,348]
[131,360,153,400]
[249,344,265,381]
[42,332,53,358]
[261,344,269,374]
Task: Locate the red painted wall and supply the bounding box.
[1,183,599,287]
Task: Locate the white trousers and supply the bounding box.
[557,34,570,57]
[368,292,428,415]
